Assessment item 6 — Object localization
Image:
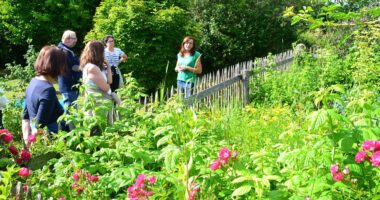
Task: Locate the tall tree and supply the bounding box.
[0,0,100,67]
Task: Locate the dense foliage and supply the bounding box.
[0,1,379,200]
[86,0,197,91]
[0,0,100,66]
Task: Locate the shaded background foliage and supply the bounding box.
[0,0,375,91]
[0,0,100,67]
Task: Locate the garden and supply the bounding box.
[0,0,379,199]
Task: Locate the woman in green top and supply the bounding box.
[175,36,202,97]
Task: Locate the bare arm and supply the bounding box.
[87,65,111,94]
[179,57,202,74]
[175,60,180,72]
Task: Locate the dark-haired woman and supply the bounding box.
[103,35,128,92]
[22,46,67,144]
[175,36,202,97]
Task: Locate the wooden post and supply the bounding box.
[242,70,250,106]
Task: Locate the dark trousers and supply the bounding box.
[0,110,3,129]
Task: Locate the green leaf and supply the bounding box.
[232,185,252,196]
[157,135,172,147]
[308,109,328,131]
[232,176,252,184]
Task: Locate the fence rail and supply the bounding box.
[141,48,298,109]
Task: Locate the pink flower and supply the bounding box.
[16,157,23,164]
[72,182,80,189]
[28,134,36,143]
[8,145,19,156]
[362,140,377,151]
[218,148,231,161]
[18,167,32,177]
[89,175,99,182]
[232,151,238,158]
[135,174,146,188]
[191,182,200,192]
[343,167,350,175]
[72,172,80,181]
[371,151,380,166]
[210,159,222,171]
[305,197,311,200]
[330,164,339,175]
[58,198,66,200]
[355,151,367,163]
[139,189,153,196]
[23,185,28,193]
[332,172,344,181]
[1,132,13,144]
[20,149,31,162]
[149,176,156,184]
[75,188,83,194]
[375,141,380,151]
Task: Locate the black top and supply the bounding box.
[22,78,64,128]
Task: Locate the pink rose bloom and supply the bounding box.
[72,182,80,189]
[75,188,83,194]
[28,134,36,144]
[72,172,80,181]
[362,140,376,151]
[210,159,222,171]
[355,151,367,163]
[23,185,28,193]
[18,167,31,177]
[135,174,146,188]
[89,175,99,182]
[374,141,380,151]
[218,148,231,161]
[0,129,10,134]
[58,198,66,200]
[1,133,13,144]
[16,157,23,164]
[139,189,153,196]
[127,186,139,198]
[332,172,344,181]
[20,149,31,162]
[85,172,91,179]
[8,145,19,156]
[371,151,380,166]
[330,164,339,175]
[149,176,156,184]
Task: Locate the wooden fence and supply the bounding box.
[141,49,295,109]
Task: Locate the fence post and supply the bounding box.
[242,70,250,106]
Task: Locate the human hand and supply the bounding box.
[178,66,187,71]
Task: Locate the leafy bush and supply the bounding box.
[86,0,197,92]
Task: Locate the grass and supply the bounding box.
[2,79,62,101]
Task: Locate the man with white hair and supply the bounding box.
[57,30,81,109]
[58,30,81,131]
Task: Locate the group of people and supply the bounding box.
[21,30,127,144]
[20,31,202,145]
